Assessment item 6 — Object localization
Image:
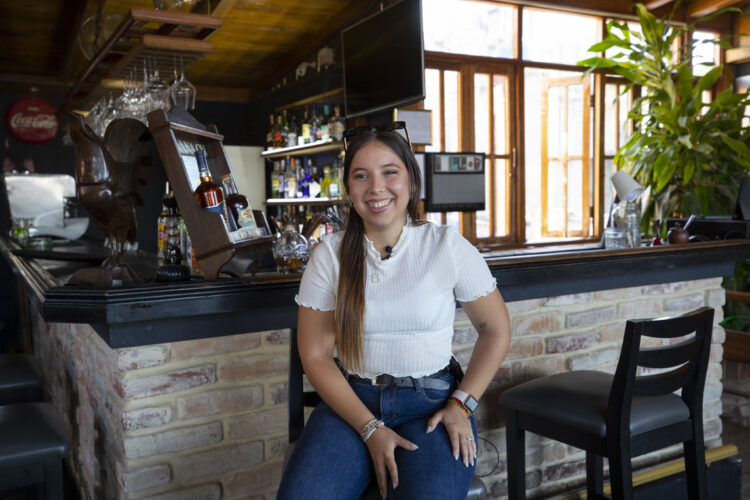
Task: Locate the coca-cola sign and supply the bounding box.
[5,97,59,144]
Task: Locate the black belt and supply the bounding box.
[348,367,451,390]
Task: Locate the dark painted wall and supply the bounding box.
[1,92,250,254]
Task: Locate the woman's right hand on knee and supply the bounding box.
[366,427,419,498]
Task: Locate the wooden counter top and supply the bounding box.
[2,237,748,348]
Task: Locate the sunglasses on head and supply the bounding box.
[342,121,412,151]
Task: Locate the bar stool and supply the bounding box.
[0,353,44,405]
[287,328,487,500]
[0,402,71,499]
[499,307,714,500]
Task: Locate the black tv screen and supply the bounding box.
[342,0,425,118]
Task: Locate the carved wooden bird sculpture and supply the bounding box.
[69,113,152,279]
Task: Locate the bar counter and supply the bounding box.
[1,236,748,499]
[1,237,747,348]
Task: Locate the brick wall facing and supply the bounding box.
[30,278,726,499]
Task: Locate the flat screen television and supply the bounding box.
[341,0,425,119]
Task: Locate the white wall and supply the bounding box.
[224,145,266,211]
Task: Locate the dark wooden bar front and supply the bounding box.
[2,237,747,348]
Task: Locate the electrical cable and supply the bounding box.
[474,435,501,478]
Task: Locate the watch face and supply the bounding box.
[464,395,479,413]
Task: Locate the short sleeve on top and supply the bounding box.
[448,228,497,302]
[294,238,338,311]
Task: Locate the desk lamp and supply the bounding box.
[607,171,643,227]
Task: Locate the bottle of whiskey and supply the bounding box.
[194,150,237,232]
[330,105,345,142]
[221,174,250,228]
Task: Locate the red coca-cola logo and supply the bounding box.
[5,97,59,144]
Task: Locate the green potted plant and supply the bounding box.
[578,3,750,237]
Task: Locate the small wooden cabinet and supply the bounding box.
[148,107,274,280]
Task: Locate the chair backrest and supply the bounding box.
[607,307,714,431]
[288,328,322,443]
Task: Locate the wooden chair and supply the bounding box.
[499,307,714,500]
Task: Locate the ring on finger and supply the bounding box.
[466,436,474,442]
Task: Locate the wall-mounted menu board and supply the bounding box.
[147,107,274,280]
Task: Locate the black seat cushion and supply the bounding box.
[0,402,70,468]
[499,371,690,437]
[0,354,44,392]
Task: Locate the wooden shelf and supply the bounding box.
[61,7,221,113]
[275,88,343,112]
[265,197,344,206]
[261,140,343,158]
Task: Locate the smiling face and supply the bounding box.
[347,140,411,239]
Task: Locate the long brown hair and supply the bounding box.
[335,130,423,372]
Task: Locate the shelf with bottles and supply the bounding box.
[265,197,343,206]
[260,140,343,159]
[148,107,274,281]
[262,102,346,153]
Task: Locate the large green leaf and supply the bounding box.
[697,66,723,93]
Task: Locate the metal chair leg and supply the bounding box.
[586,451,603,497]
[505,410,526,500]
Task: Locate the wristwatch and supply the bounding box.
[452,390,479,414]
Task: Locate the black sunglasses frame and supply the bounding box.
[342,121,412,151]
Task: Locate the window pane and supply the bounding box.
[523,8,600,65]
[568,160,583,232]
[693,31,718,77]
[494,158,509,236]
[444,70,459,152]
[604,83,618,155]
[445,212,460,230]
[425,69,442,152]
[547,160,564,232]
[493,75,509,155]
[423,0,514,58]
[618,88,630,148]
[525,68,586,242]
[474,73,490,153]
[547,86,563,158]
[568,84,583,157]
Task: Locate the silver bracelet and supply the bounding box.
[360,418,385,442]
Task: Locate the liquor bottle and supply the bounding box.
[193,150,237,232]
[286,158,297,199]
[320,104,331,141]
[274,115,283,148]
[300,158,312,198]
[277,161,286,199]
[157,182,169,266]
[301,106,312,144]
[221,174,251,228]
[328,163,341,200]
[310,105,321,142]
[265,115,274,150]
[281,110,290,148]
[287,112,298,147]
[330,105,345,142]
[271,160,280,198]
[321,165,332,198]
[309,162,321,198]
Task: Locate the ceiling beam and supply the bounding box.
[688,0,744,17]
[644,0,674,9]
[211,0,239,18]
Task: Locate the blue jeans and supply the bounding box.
[277,371,477,499]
